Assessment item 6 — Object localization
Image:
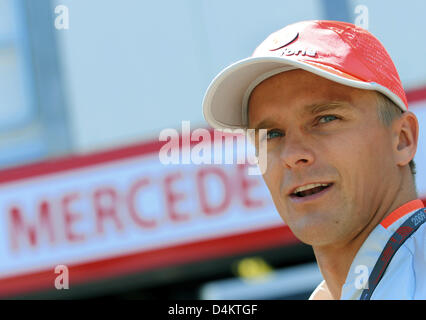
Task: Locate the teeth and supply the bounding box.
[293,183,330,194]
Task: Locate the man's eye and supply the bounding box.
[318,115,339,123]
[266,129,283,140]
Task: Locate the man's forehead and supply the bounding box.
[247,72,377,128]
[252,69,366,102]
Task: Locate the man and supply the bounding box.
[202,20,425,299]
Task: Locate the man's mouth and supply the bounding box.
[290,183,333,198]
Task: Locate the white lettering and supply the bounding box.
[54,5,69,30]
[354,5,369,30]
[284,48,294,55]
[281,47,317,57]
[191,128,212,165]
[306,48,317,57]
[158,122,267,176]
[354,264,369,290]
[54,264,69,289]
[169,305,202,317]
[159,129,180,164]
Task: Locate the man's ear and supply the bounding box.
[393,111,419,167]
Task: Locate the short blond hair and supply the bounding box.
[376,92,416,176]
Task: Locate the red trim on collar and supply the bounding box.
[380,199,424,229]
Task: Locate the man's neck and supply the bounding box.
[312,185,418,300]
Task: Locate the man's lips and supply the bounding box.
[288,182,334,203]
[288,182,334,196]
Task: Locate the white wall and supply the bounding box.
[54,0,322,152]
[348,0,426,89]
[54,0,426,154]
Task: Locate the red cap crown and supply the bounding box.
[254,20,407,108]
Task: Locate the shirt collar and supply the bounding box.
[380,199,424,229]
[340,199,424,300]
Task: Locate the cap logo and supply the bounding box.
[281,47,317,57]
[269,30,317,58]
[269,31,299,51]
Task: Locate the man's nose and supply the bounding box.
[279,132,315,169]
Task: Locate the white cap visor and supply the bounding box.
[202,56,407,130]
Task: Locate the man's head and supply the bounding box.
[247,69,418,246]
[202,20,419,246]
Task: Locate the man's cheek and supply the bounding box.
[262,175,279,198]
[262,158,280,187]
[261,172,284,207]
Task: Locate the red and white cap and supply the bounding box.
[203,20,408,129]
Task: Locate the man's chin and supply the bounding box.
[286,219,345,247]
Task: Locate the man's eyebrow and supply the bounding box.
[304,101,352,114]
[250,101,352,130]
[251,118,278,131]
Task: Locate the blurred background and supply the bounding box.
[0,0,425,300]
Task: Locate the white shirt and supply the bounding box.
[311,199,426,300]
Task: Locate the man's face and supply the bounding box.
[248,69,398,247]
